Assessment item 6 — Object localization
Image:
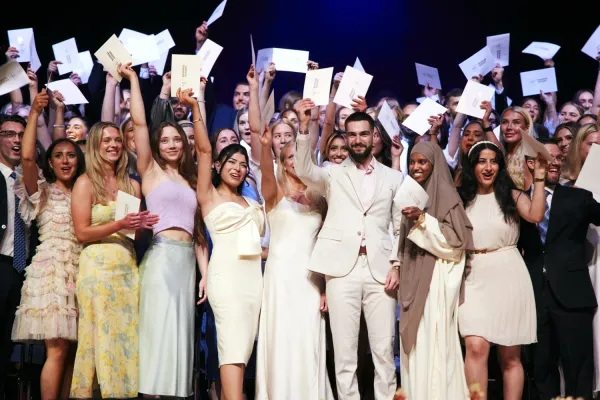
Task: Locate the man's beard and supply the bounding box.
[348,143,373,163]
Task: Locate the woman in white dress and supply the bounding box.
[253,103,332,397]
[397,141,473,400]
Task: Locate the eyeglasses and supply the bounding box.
[0,130,25,139]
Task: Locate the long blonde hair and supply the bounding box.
[501,106,533,190]
[85,121,135,204]
[563,123,599,181]
[276,142,327,216]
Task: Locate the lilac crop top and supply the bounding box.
[145,180,197,236]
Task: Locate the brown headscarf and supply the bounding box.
[398,141,473,354]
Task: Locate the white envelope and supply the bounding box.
[29,33,41,73]
[456,80,495,119]
[150,51,169,76]
[154,29,175,53]
[458,47,496,80]
[207,0,227,26]
[47,79,89,105]
[394,175,429,210]
[0,61,29,97]
[257,48,309,73]
[401,98,447,136]
[197,39,223,78]
[522,42,560,60]
[378,100,400,138]
[575,143,600,197]
[353,57,365,73]
[487,33,510,67]
[521,133,553,162]
[416,94,440,104]
[303,67,333,106]
[7,28,33,63]
[415,63,442,90]
[52,38,82,75]
[582,24,600,60]
[119,29,161,66]
[94,35,133,83]
[262,90,275,126]
[72,51,94,85]
[520,68,558,97]
[171,55,202,98]
[115,190,141,240]
[333,65,373,109]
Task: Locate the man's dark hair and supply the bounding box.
[0,114,27,130]
[344,112,375,132]
[445,89,463,103]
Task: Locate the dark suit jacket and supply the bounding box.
[518,184,600,310]
[0,172,7,243]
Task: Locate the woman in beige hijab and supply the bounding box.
[397,141,473,399]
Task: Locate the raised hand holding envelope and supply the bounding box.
[47,79,88,105]
[521,133,553,162]
[415,63,442,90]
[197,39,223,78]
[458,47,496,80]
[262,90,275,126]
[378,100,400,138]
[520,68,558,97]
[486,33,510,67]
[402,98,447,135]
[456,80,495,119]
[522,42,561,60]
[303,67,333,106]
[94,35,132,82]
[394,175,429,210]
[171,55,202,97]
[72,51,94,85]
[257,48,309,73]
[8,28,33,63]
[116,191,141,240]
[575,143,600,197]
[207,0,227,26]
[52,38,82,75]
[333,65,373,109]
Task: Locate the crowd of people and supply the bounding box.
[1,17,600,400]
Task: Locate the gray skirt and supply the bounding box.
[138,236,196,397]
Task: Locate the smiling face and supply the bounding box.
[158,126,184,164]
[577,91,594,111]
[0,121,25,168]
[217,152,248,188]
[49,141,79,184]
[346,120,373,163]
[99,126,123,164]
[233,84,250,110]
[327,136,348,164]
[281,144,297,179]
[501,110,526,144]
[66,117,88,141]
[544,143,563,185]
[460,122,484,154]
[215,129,239,156]
[238,112,251,144]
[474,148,500,191]
[409,152,433,185]
[554,127,574,157]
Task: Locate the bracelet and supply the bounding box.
[192,118,203,123]
[483,126,493,132]
[197,100,205,103]
[392,265,400,271]
[53,124,65,128]
[534,178,545,182]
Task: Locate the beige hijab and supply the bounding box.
[398,141,473,354]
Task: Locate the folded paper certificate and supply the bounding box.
[416,94,440,104]
[456,80,495,119]
[94,35,133,82]
[333,65,373,109]
[402,98,447,136]
[522,42,560,60]
[353,57,365,73]
[52,38,82,75]
[415,63,442,90]
[521,133,553,162]
[303,67,333,106]
[207,0,227,26]
[0,61,29,97]
[394,175,429,210]
[47,79,89,105]
[198,39,223,78]
[378,100,400,138]
[575,143,600,197]
[119,29,161,67]
[520,68,558,97]
[487,33,510,67]
[7,28,34,63]
[155,29,175,53]
[257,48,309,73]
[459,47,496,80]
[115,190,141,240]
[171,55,202,98]
[582,24,600,60]
[72,51,94,84]
[262,90,275,126]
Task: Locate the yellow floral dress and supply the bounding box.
[70,202,139,399]
[11,167,81,341]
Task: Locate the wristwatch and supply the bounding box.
[483,126,494,132]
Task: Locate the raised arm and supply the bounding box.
[259,62,276,110]
[247,64,262,165]
[294,99,329,192]
[26,67,51,149]
[591,52,600,116]
[481,101,502,147]
[446,112,466,159]
[21,90,48,196]
[118,63,153,176]
[101,73,119,123]
[50,91,66,141]
[319,72,343,158]
[258,123,279,209]
[515,155,547,223]
[198,76,208,123]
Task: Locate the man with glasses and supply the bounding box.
[0,115,31,399]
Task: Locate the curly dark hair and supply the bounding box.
[458,142,518,223]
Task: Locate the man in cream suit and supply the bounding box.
[294,100,403,400]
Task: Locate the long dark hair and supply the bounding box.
[212,144,249,195]
[458,142,518,223]
[150,122,205,246]
[42,138,86,183]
